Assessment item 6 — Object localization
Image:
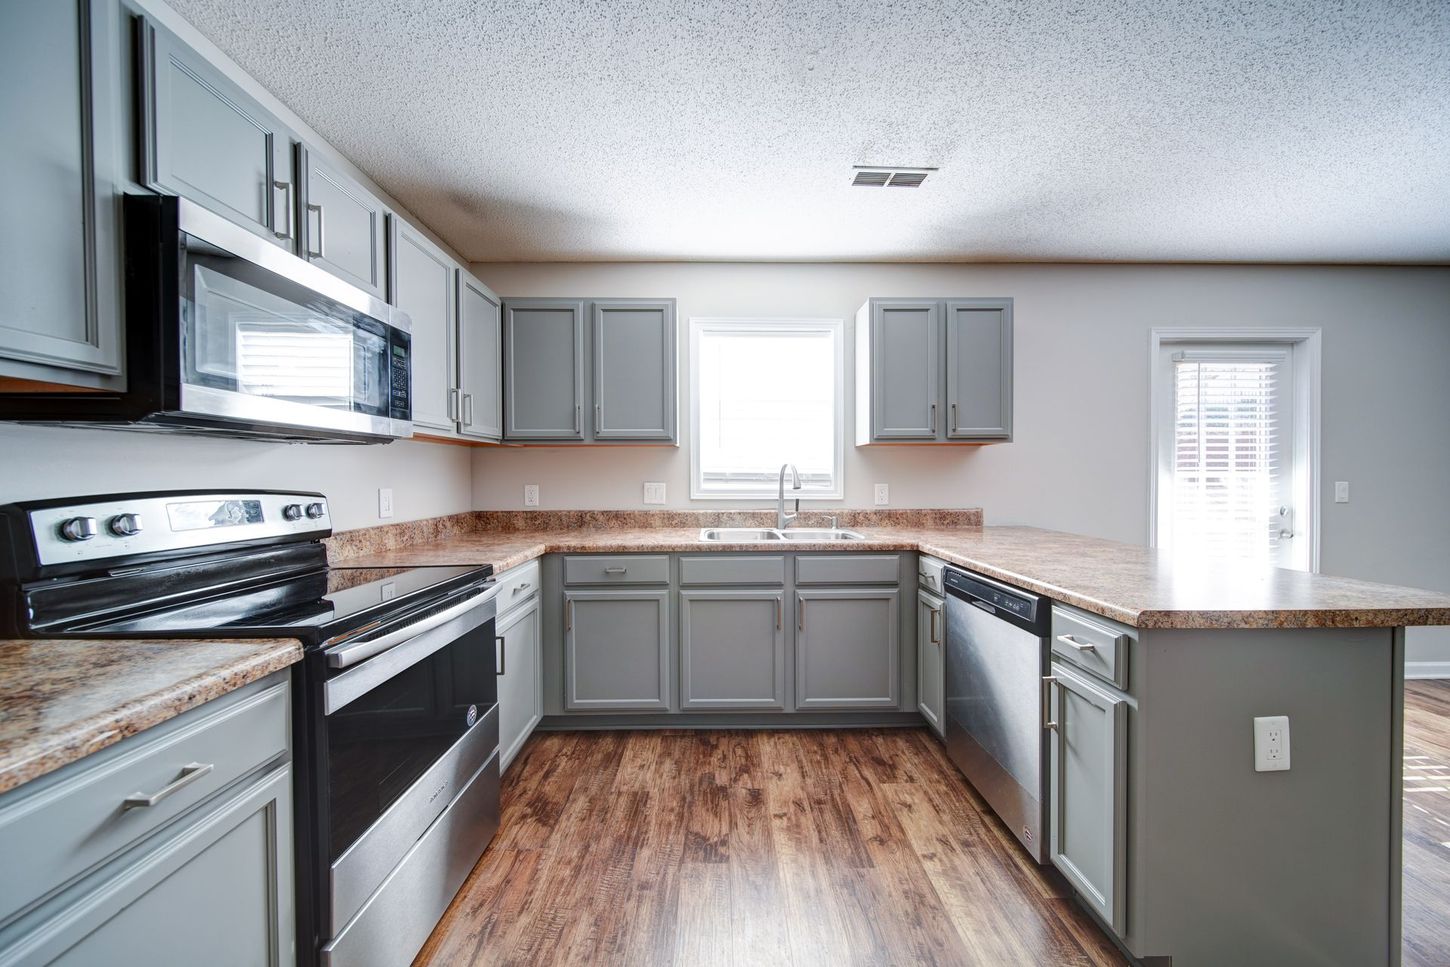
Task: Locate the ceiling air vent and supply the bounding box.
[852,166,935,187]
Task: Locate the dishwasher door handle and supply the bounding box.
[970,599,997,615]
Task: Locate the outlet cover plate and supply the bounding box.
[1334,481,1350,503]
[874,483,889,506]
[377,488,394,519]
[1253,715,1291,772]
[523,484,540,507]
[643,482,667,505]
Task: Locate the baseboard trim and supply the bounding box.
[1406,661,1450,680]
[539,711,928,731]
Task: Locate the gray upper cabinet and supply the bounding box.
[139,18,294,248]
[795,588,900,709]
[1048,660,1128,936]
[296,144,389,299]
[504,300,586,440]
[680,590,786,710]
[458,274,503,440]
[592,300,676,440]
[944,299,1012,439]
[564,589,671,712]
[0,0,123,388]
[390,221,458,433]
[856,297,1013,445]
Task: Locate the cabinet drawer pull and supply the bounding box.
[1056,634,1096,653]
[272,180,294,240]
[604,566,628,574]
[1042,676,1059,732]
[930,606,940,644]
[305,202,325,258]
[495,634,506,676]
[123,762,214,810]
[512,582,532,595]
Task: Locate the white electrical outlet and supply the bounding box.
[1254,715,1291,772]
[1334,481,1350,503]
[643,482,666,505]
[874,483,889,506]
[523,484,540,507]
[377,488,394,519]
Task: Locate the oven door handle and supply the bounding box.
[328,589,494,669]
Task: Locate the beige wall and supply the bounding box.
[469,261,1450,667]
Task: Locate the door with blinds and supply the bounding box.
[1154,342,1305,569]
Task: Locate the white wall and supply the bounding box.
[468,262,1450,666]
[0,426,472,532]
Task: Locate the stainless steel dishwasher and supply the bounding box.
[943,566,1052,862]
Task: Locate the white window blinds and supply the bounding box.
[1167,350,1292,565]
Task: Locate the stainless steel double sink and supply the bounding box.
[698,527,867,542]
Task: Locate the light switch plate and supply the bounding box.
[642,482,666,505]
[1334,481,1350,503]
[874,483,889,506]
[377,488,394,519]
[1254,715,1291,772]
[523,484,540,507]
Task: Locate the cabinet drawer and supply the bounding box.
[795,554,899,586]
[494,559,541,616]
[0,675,289,924]
[564,555,670,586]
[1051,604,1132,690]
[918,555,946,595]
[679,555,785,587]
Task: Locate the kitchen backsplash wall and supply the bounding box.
[469,260,1450,667]
[0,425,473,532]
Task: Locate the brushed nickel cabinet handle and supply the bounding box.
[305,203,325,258]
[1056,634,1096,653]
[447,389,459,421]
[123,762,213,810]
[930,606,940,644]
[776,597,782,630]
[463,393,474,426]
[604,566,628,575]
[950,402,958,433]
[575,404,581,434]
[929,401,937,433]
[512,582,532,595]
[1042,676,1059,732]
[272,180,293,240]
[798,598,804,631]
[495,634,506,676]
[566,599,573,631]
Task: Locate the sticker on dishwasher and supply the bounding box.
[466,704,479,727]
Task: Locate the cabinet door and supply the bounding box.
[0,0,122,384]
[9,765,294,967]
[139,19,293,247]
[945,299,1012,440]
[592,300,676,440]
[497,597,542,773]
[1048,661,1128,936]
[458,274,503,440]
[390,221,457,432]
[795,588,899,709]
[870,300,941,440]
[503,300,585,440]
[565,590,670,711]
[916,591,944,736]
[680,590,785,710]
[297,144,388,298]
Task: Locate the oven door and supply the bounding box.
[318,585,499,936]
[176,199,412,440]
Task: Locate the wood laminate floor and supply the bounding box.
[418,683,1450,967]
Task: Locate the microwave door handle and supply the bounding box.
[328,590,492,669]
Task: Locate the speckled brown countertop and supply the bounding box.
[0,637,303,795]
[329,513,1450,631]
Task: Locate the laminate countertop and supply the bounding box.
[331,521,1450,632]
[0,637,303,795]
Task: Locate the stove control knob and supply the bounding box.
[305,502,326,519]
[108,513,143,537]
[282,504,303,521]
[60,517,98,542]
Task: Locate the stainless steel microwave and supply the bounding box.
[0,195,412,443]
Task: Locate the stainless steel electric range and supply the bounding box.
[0,490,500,967]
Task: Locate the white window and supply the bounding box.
[1150,330,1320,571]
[689,318,845,499]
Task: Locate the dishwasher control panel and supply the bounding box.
[943,568,1044,627]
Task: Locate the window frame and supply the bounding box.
[688,316,846,501]
[1148,328,1321,572]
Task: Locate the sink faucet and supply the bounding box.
[777,463,802,530]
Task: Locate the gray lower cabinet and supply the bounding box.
[1048,659,1128,936]
[138,17,294,248]
[564,589,671,711]
[916,590,944,735]
[390,221,458,433]
[0,0,123,388]
[855,297,1013,444]
[680,590,786,710]
[504,299,585,440]
[458,274,503,440]
[592,300,676,440]
[795,588,899,709]
[296,144,388,299]
[497,594,543,772]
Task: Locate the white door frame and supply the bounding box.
[1148,327,1322,573]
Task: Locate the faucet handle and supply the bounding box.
[828,515,838,529]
